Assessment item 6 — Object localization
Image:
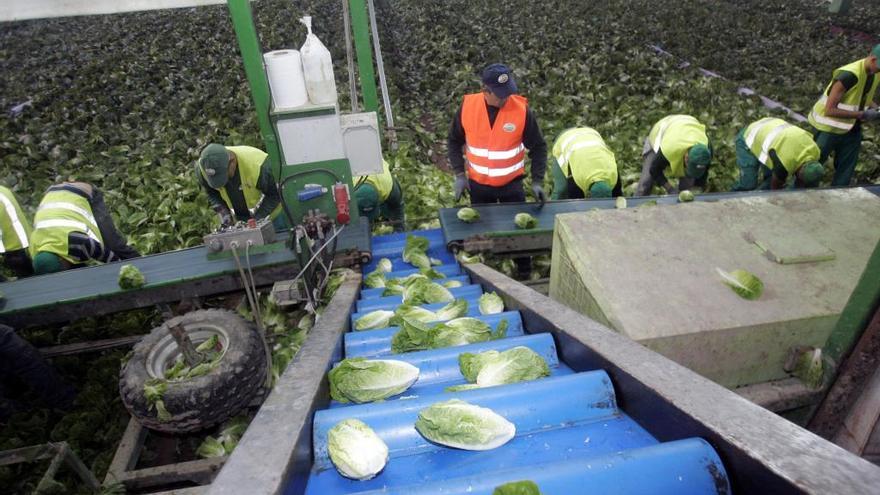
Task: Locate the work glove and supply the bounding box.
[531,183,546,204]
[454,173,469,201]
[215,208,233,228]
[862,109,880,122]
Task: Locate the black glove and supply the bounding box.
[531,183,546,203]
[454,173,469,201]
[863,109,880,122]
[216,208,233,227]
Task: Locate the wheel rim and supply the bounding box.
[145,323,231,379]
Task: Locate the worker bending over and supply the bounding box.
[30,182,140,274]
[448,63,547,205]
[0,185,33,279]
[196,144,287,230]
[808,44,880,186]
[354,159,405,230]
[550,127,620,199]
[731,117,824,191]
[636,115,712,196]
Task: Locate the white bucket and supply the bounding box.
[263,49,309,109]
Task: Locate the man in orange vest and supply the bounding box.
[448,63,547,206]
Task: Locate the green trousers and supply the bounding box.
[813,126,862,186]
[731,131,771,191]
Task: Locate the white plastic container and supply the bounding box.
[264,49,309,109]
[299,16,337,105]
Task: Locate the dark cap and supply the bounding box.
[199,144,231,189]
[481,63,518,98]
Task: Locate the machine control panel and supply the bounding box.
[204,218,277,253]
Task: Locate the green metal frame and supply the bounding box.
[824,237,880,365]
[348,0,380,113]
[226,0,283,176]
[828,0,853,14]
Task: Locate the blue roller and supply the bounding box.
[345,312,524,358]
[329,333,568,408]
[346,438,730,495]
[312,371,617,471]
[376,264,462,281]
[356,285,484,313]
[350,299,489,327]
[366,230,455,272]
[360,276,470,299]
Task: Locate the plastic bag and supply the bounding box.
[299,16,337,104]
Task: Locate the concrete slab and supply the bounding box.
[549,188,880,388]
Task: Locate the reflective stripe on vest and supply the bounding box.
[553,128,604,175]
[467,159,525,178]
[809,58,880,135]
[38,202,98,227]
[0,192,29,253]
[461,93,528,187]
[34,219,101,243]
[31,189,104,262]
[648,115,708,178]
[552,127,618,194]
[745,118,791,165]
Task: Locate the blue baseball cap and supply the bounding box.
[481,63,518,98]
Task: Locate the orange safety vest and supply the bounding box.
[461,93,528,187]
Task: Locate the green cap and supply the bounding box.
[199,144,230,189]
[800,161,825,186]
[588,181,613,198]
[354,183,380,221]
[33,252,64,275]
[686,144,711,178]
[873,44,880,59]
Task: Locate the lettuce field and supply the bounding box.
[0,0,878,492]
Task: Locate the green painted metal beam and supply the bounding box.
[824,236,880,365]
[227,0,283,177]
[348,0,379,112]
[829,0,852,14]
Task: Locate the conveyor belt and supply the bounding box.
[0,218,371,327]
[439,185,880,252]
[299,228,731,495]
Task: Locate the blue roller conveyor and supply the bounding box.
[297,230,731,495]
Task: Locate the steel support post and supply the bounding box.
[348,0,379,112]
[226,0,283,175]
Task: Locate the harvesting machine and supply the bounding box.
[1,1,879,494]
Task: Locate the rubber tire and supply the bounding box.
[119,309,267,434]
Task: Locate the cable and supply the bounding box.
[290,224,346,286]
[233,242,273,388]
[245,241,263,329]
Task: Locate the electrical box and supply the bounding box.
[341,112,383,176]
[273,104,345,166]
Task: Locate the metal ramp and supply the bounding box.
[300,229,730,495]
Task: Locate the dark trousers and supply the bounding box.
[53,184,141,260]
[0,325,76,417]
[469,177,531,277]
[813,126,862,186]
[469,177,526,204]
[2,248,33,279]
